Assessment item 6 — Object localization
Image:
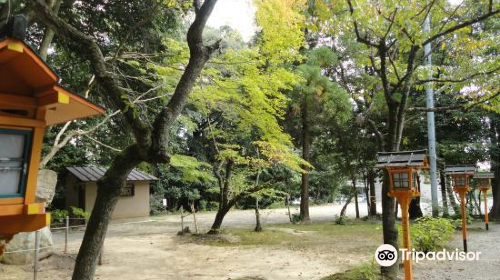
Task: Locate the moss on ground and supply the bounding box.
[188,220,383,257]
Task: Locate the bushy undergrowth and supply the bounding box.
[410,216,455,252]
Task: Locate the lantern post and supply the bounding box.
[473,172,494,231]
[0,16,104,256]
[376,150,429,280]
[445,165,476,252]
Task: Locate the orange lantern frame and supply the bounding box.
[445,165,476,252]
[376,150,428,280]
[0,30,104,246]
[473,172,494,231]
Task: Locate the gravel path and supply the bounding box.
[413,221,500,280]
[2,204,499,280]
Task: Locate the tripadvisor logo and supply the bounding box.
[375,244,482,266]
[375,244,398,267]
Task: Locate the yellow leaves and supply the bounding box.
[254,0,306,63]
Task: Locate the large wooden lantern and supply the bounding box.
[473,172,494,230]
[376,150,428,280]
[445,165,476,252]
[0,31,104,242]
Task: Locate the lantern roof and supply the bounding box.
[473,172,495,179]
[0,19,104,125]
[445,165,476,175]
[375,150,428,168]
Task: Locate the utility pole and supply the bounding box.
[424,13,439,217]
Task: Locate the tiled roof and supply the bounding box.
[67,166,158,182]
[375,150,428,168]
[445,165,476,175]
[473,172,494,179]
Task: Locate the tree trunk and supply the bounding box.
[353,178,360,219]
[300,100,311,223]
[440,171,450,217]
[190,202,199,234]
[72,145,142,280]
[409,197,423,219]
[254,197,262,232]
[208,207,230,234]
[340,193,354,217]
[364,174,371,215]
[446,178,459,215]
[490,114,500,219]
[209,160,233,234]
[368,169,377,216]
[38,0,63,60]
[381,170,399,279]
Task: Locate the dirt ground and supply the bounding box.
[1,204,499,280]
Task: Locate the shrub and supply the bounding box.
[70,206,90,221]
[334,215,349,225]
[51,209,69,224]
[291,213,301,223]
[410,216,455,252]
[150,193,167,215]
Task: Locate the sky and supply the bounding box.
[206,0,465,42]
[206,0,257,42]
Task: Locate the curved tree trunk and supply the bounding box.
[72,145,143,280]
[208,207,230,234]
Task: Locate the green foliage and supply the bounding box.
[321,261,379,280]
[334,214,350,225]
[70,206,90,221]
[254,0,305,63]
[170,155,216,184]
[150,193,167,215]
[51,209,69,224]
[408,216,456,252]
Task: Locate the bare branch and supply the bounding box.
[422,9,499,46]
[29,0,153,148]
[415,67,500,84]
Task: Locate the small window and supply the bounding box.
[454,176,466,187]
[392,172,409,189]
[121,183,135,197]
[0,128,32,197]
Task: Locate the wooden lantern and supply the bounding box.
[0,35,104,238]
[445,165,475,192]
[376,150,428,280]
[473,172,494,230]
[376,150,428,198]
[445,165,476,252]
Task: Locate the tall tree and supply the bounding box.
[28,1,220,279]
[309,1,499,278]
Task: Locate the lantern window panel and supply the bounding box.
[0,128,32,197]
[479,179,489,187]
[454,176,466,187]
[392,172,409,189]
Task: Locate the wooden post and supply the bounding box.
[458,191,468,252]
[64,216,69,253]
[399,195,413,280]
[482,189,489,230]
[33,230,40,280]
